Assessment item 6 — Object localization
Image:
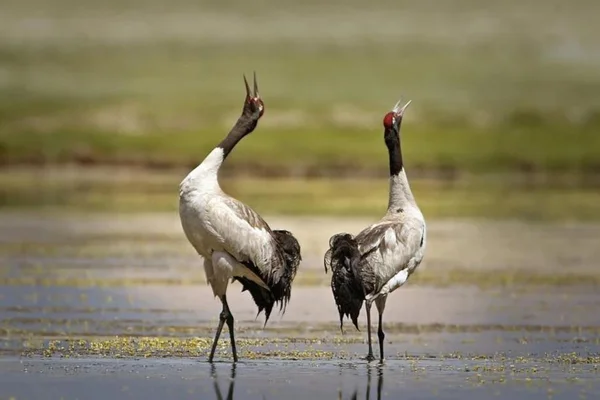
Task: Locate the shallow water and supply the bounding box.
[1,213,599,399]
[1,357,599,400]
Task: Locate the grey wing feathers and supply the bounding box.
[357,221,423,254]
[220,196,273,233]
[355,222,395,255]
[222,198,302,325]
[355,220,425,282]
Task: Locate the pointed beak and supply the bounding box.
[253,71,260,98]
[243,74,251,98]
[392,98,412,118]
[243,71,264,117]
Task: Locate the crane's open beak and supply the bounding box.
[392,98,412,118]
[243,72,260,100]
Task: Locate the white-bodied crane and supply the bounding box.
[179,73,302,362]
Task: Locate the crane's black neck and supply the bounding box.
[218,116,257,159]
[384,119,416,209]
[384,123,403,177]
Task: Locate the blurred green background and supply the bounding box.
[1,0,599,219]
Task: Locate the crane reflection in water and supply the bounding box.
[340,364,384,400]
[210,363,384,400]
[211,363,236,400]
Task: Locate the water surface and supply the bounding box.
[1,212,599,399]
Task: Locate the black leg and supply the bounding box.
[208,307,227,363]
[209,295,238,363]
[377,311,385,362]
[365,300,375,361]
[222,295,238,363]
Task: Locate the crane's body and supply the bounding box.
[180,150,269,291]
[325,98,426,362]
[352,198,425,302]
[179,74,301,363]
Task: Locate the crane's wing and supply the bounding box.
[208,196,276,276]
[210,197,301,325]
[355,220,425,279]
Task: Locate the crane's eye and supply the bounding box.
[253,99,264,117]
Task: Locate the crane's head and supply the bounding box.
[383,98,412,132]
[242,71,265,121]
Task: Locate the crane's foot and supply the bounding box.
[364,353,376,362]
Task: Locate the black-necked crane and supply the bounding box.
[179,73,302,363]
[324,98,426,362]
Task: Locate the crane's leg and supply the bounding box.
[365,299,375,361]
[375,296,388,363]
[222,295,238,362]
[208,295,238,363]
[208,300,226,363]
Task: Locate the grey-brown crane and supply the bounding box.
[324,98,426,362]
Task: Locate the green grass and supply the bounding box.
[1,0,600,173]
[2,124,600,175]
[2,167,599,220]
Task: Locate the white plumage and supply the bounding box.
[179,148,278,295]
[324,98,426,362]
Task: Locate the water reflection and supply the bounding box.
[341,364,384,400]
[210,363,384,400]
[211,363,236,400]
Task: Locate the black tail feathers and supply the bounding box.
[324,233,365,332]
[236,277,276,326]
[234,229,301,326]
